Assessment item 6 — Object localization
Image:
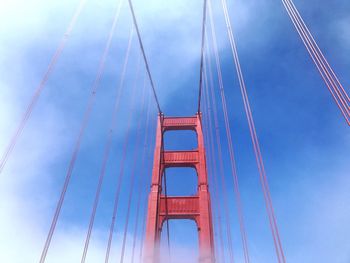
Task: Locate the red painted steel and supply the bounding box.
[163,150,199,167]
[162,117,197,130]
[144,114,215,263]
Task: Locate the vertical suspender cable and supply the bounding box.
[120,69,148,263]
[205,47,249,262]
[104,52,142,263]
[284,0,349,108]
[203,58,235,263]
[138,201,149,263]
[207,1,250,262]
[219,0,286,262]
[80,24,134,263]
[127,0,162,114]
[130,81,152,263]
[281,0,349,125]
[197,0,208,112]
[39,1,124,262]
[0,0,87,174]
[202,82,226,263]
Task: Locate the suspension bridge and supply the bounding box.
[0,0,349,262]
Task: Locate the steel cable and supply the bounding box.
[80,23,134,263]
[120,68,148,263]
[219,0,286,261]
[104,51,142,263]
[130,83,152,263]
[127,0,162,114]
[207,2,250,261]
[282,0,349,125]
[0,0,87,174]
[203,58,235,263]
[198,0,208,112]
[202,79,226,263]
[39,1,124,261]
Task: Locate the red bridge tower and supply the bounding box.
[144,114,215,263]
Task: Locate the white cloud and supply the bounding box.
[1,0,349,262]
[0,1,209,262]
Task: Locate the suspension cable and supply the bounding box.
[127,0,162,114]
[202,86,226,263]
[138,200,149,263]
[0,0,87,174]
[281,0,349,125]
[80,23,134,263]
[197,0,208,113]
[120,69,148,263]
[203,59,235,263]
[104,52,142,263]
[207,1,250,261]
[219,0,286,261]
[130,81,152,263]
[39,1,123,261]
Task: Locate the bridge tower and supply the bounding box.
[144,113,215,263]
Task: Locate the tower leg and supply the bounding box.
[143,115,215,263]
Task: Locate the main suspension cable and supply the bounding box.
[219,0,286,262]
[0,0,87,174]
[127,0,162,114]
[197,0,208,113]
[39,1,123,261]
[80,23,134,263]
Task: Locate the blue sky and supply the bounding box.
[0,0,349,262]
